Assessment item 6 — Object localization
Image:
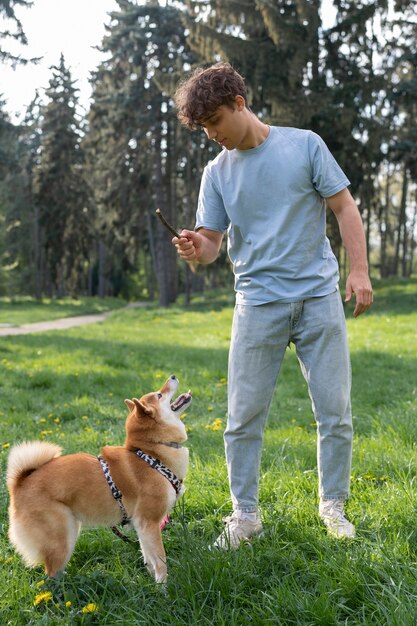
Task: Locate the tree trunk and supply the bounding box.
[153,107,178,308]
[393,165,408,276]
[408,194,416,277]
[379,163,390,278]
[146,209,157,301]
[98,240,106,297]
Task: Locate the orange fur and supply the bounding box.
[7,376,191,583]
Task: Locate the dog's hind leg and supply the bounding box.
[42,508,81,578]
[133,519,167,583]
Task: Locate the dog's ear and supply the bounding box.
[133,398,155,418]
[124,399,136,412]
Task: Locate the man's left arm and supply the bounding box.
[326,188,373,318]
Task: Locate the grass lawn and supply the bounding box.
[0,296,128,325]
[0,279,416,625]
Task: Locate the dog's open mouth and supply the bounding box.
[171,391,192,412]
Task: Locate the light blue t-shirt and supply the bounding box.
[195,126,350,305]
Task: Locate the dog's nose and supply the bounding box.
[170,374,177,380]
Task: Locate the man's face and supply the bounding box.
[201,97,247,150]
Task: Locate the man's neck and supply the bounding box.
[238,112,269,150]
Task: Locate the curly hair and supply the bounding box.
[174,62,248,130]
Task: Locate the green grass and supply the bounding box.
[1,280,416,624]
[0,296,128,325]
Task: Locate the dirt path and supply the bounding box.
[0,302,148,337]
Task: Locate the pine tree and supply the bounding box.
[0,93,44,296]
[34,54,95,295]
[0,100,19,293]
[184,0,322,126]
[86,0,197,305]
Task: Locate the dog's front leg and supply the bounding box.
[133,519,167,583]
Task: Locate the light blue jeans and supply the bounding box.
[225,289,352,513]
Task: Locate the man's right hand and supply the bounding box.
[173,229,201,262]
[172,228,224,265]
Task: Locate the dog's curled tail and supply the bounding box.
[6,441,62,491]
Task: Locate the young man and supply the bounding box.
[173,62,373,549]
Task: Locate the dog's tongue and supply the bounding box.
[171,390,191,411]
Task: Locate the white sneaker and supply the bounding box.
[319,499,356,539]
[212,510,263,550]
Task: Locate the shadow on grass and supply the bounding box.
[1,327,415,426]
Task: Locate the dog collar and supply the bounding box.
[130,447,183,495]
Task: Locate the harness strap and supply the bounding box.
[98,449,182,544]
[110,524,137,544]
[131,448,183,495]
[97,455,130,526]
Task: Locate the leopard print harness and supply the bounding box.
[98,448,183,528]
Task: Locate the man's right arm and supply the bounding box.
[173,228,224,265]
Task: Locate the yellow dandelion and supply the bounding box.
[34,591,53,606]
[81,415,89,420]
[36,579,45,588]
[38,418,47,423]
[207,405,214,412]
[2,442,10,448]
[205,418,223,431]
[81,603,98,614]
[185,426,194,433]
[54,417,60,424]
[65,601,72,608]
[84,427,93,433]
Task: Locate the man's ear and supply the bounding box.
[234,95,245,111]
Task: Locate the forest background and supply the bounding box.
[0,0,416,307]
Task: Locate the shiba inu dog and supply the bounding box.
[7,375,191,583]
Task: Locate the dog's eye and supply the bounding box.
[157,393,162,399]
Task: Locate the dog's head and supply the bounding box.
[124,375,191,445]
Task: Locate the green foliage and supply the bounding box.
[185,0,322,126]
[0,281,416,624]
[34,54,95,296]
[86,0,198,304]
[0,102,21,295]
[0,93,43,297]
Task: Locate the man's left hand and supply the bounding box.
[344,271,373,318]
